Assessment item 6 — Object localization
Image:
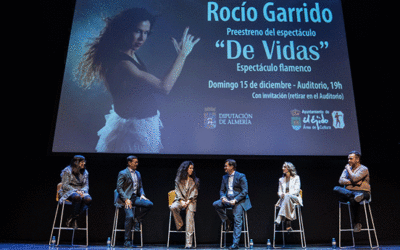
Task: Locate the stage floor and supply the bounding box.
[0,243,398,250]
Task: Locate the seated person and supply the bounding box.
[333,151,371,232]
[170,161,200,249]
[58,155,92,228]
[275,162,303,231]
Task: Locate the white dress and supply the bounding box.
[95,105,163,153]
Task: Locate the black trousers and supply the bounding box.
[124,195,153,240]
[333,186,370,224]
[68,193,92,218]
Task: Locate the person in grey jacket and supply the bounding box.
[58,155,92,229]
[115,155,153,247]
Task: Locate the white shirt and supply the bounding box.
[130,169,138,195]
[228,171,235,196]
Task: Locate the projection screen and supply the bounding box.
[52,0,361,155]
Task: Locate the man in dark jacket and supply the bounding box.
[116,156,153,247]
[213,159,252,249]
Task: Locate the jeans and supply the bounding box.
[213,198,244,246]
[333,186,370,224]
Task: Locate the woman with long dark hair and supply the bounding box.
[76,8,200,153]
[59,155,92,228]
[170,161,200,248]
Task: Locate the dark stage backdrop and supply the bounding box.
[2,0,398,246]
[3,155,400,245]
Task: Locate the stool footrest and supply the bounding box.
[275,230,303,233]
[53,227,87,231]
[221,230,249,233]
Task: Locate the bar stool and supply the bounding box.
[111,189,143,247]
[273,190,306,248]
[220,208,250,248]
[167,190,197,248]
[339,198,379,248]
[49,183,88,246]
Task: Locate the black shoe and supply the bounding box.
[225,219,233,231]
[229,244,239,249]
[124,240,133,247]
[354,223,362,233]
[66,216,78,229]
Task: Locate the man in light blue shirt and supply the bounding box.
[116,156,153,247]
[213,159,252,249]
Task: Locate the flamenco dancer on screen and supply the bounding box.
[77,8,200,153]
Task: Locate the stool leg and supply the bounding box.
[131,207,135,246]
[243,211,250,248]
[301,207,306,248]
[220,213,227,249]
[168,210,172,248]
[57,202,66,246]
[339,202,356,248]
[85,208,89,246]
[242,211,247,248]
[273,206,277,248]
[347,203,355,247]
[364,202,379,248]
[220,220,224,248]
[194,219,197,248]
[111,207,118,247]
[224,220,227,248]
[71,228,76,246]
[140,221,143,247]
[338,202,341,248]
[49,203,60,245]
[363,202,373,248]
[297,206,303,248]
[281,222,285,248]
[297,206,306,248]
[367,203,379,248]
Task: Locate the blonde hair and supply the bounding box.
[283,162,297,176]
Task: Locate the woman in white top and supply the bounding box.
[275,162,303,230]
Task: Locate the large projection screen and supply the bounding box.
[52,0,361,155]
